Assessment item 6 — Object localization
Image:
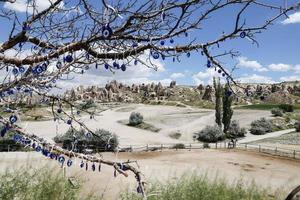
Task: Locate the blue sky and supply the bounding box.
[1,0,300,90]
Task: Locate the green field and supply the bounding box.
[236,104,300,110]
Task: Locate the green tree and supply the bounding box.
[222,84,233,134]
[213,77,222,128]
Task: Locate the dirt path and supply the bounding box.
[1,149,299,199]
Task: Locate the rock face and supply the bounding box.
[170,81,176,88]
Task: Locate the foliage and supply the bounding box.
[0,166,81,200]
[222,84,233,133]
[172,143,185,149]
[279,104,294,112]
[249,118,273,135]
[213,77,222,127]
[227,120,247,138]
[295,121,300,132]
[169,132,182,139]
[129,112,144,126]
[121,173,279,200]
[203,143,210,148]
[54,128,118,152]
[0,125,25,152]
[79,99,96,110]
[194,125,225,143]
[271,108,283,117]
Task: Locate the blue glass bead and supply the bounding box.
[170,38,174,44]
[134,60,138,65]
[32,143,36,149]
[207,60,211,68]
[240,31,246,38]
[57,108,62,113]
[218,69,222,73]
[1,127,7,137]
[152,52,159,59]
[12,68,19,75]
[85,53,90,59]
[226,90,232,97]
[35,146,42,152]
[95,64,98,69]
[113,62,119,69]
[9,115,17,123]
[65,55,73,63]
[104,63,109,69]
[41,63,47,71]
[132,42,138,48]
[160,41,165,45]
[58,156,65,164]
[173,57,175,62]
[85,66,89,70]
[81,70,84,74]
[222,73,226,77]
[161,54,165,60]
[36,65,43,74]
[121,64,126,71]
[186,52,191,58]
[77,110,80,115]
[67,159,73,167]
[22,24,30,31]
[42,149,49,157]
[56,61,62,69]
[98,163,101,172]
[102,24,113,39]
[185,32,188,37]
[67,119,72,125]
[86,132,92,138]
[85,163,88,171]
[80,161,84,168]
[50,153,57,159]
[92,163,96,171]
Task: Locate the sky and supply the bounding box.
[1,0,300,91]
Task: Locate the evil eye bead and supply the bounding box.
[35,146,42,152]
[226,90,233,97]
[113,62,119,69]
[76,110,80,115]
[19,66,25,73]
[134,60,138,65]
[67,159,73,167]
[218,69,222,73]
[102,24,113,39]
[67,119,72,125]
[132,42,138,48]
[56,61,62,69]
[240,31,246,38]
[65,55,73,63]
[41,63,47,71]
[42,149,49,157]
[137,185,143,193]
[32,143,36,149]
[95,64,98,69]
[58,156,65,164]
[184,32,188,37]
[12,68,19,75]
[207,60,211,68]
[92,163,96,171]
[121,64,126,72]
[173,57,176,62]
[170,38,174,44]
[86,132,92,139]
[186,52,191,58]
[222,73,226,77]
[85,53,90,60]
[1,127,8,137]
[104,63,109,69]
[85,162,88,171]
[80,161,84,168]
[85,65,89,70]
[57,108,62,113]
[36,65,43,74]
[152,51,160,59]
[22,23,30,32]
[160,41,165,45]
[9,115,18,124]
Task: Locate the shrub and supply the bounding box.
[279,104,294,112]
[129,112,143,126]
[271,108,283,117]
[194,125,225,143]
[227,120,247,138]
[169,132,182,139]
[295,121,300,132]
[249,118,273,135]
[172,143,185,149]
[79,99,96,110]
[54,128,118,152]
[203,143,210,149]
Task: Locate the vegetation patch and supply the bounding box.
[121,173,282,200]
[194,125,225,142]
[128,122,161,133]
[168,132,182,139]
[249,132,300,145]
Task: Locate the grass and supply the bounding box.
[0,166,83,200]
[250,132,300,145]
[128,122,161,133]
[121,173,283,200]
[237,104,300,110]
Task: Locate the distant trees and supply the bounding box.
[213,77,222,128]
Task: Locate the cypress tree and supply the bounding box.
[213,77,222,128]
[222,84,233,134]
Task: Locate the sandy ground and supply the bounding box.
[20,104,273,145]
[0,149,299,199]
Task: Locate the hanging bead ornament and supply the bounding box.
[35,146,42,152]
[160,40,165,45]
[240,31,246,38]
[9,115,18,124]
[161,54,165,60]
[104,63,109,69]
[80,160,84,168]
[114,169,117,177]
[170,38,174,44]
[67,119,72,125]
[102,24,113,39]
[56,61,62,69]
[95,64,98,69]
[134,60,138,65]
[207,60,211,68]
[186,52,191,58]
[22,23,30,32]
[98,162,101,172]
[64,54,73,63]
[85,162,88,171]
[225,90,233,97]
[132,42,138,48]
[85,53,90,60]
[113,62,119,69]
[12,68,19,75]
[151,51,160,59]
[92,163,96,171]
[19,66,25,73]
[121,64,126,72]
[173,57,176,62]
[58,156,65,166]
[67,159,73,167]
[218,69,222,73]
[76,110,80,115]
[0,126,8,137]
[57,108,62,113]
[41,63,47,71]
[184,31,188,37]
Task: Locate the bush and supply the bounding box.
[172,143,185,149]
[203,143,210,149]
[249,118,273,135]
[227,120,247,138]
[295,121,300,132]
[169,132,182,139]
[79,99,96,110]
[129,112,143,126]
[271,108,283,117]
[194,125,225,143]
[279,104,294,112]
[54,128,118,152]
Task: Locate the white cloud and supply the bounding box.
[238,74,275,84]
[294,65,300,74]
[279,75,300,82]
[192,68,223,85]
[170,72,185,79]
[237,57,268,72]
[268,63,291,72]
[282,12,300,24]
[4,0,64,13]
